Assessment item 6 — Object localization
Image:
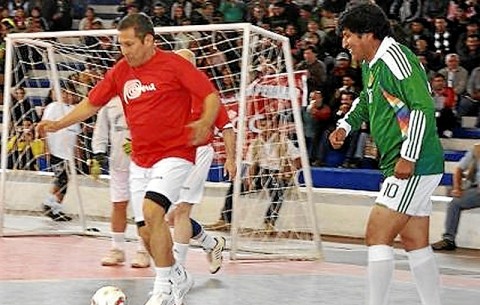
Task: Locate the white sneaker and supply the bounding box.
[131,250,151,268]
[101,248,126,266]
[207,236,226,274]
[145,291,175,305]
[172,266,194,305]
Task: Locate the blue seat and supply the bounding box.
[452,127,480,139]
[444,150,466,162]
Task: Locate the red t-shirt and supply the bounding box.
[191,99,231,145]
[88,49,217,167]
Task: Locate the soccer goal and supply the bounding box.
[0,23,323,260]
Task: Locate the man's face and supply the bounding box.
[118,27,153,67]
[342,29,370,62]
[431,77,445,91]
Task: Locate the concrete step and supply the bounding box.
[441,138,479,151]
[462,116,478,128]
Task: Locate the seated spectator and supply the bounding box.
[430,73,458,138]
[413,35,443,72]
[438,53,469,96]
[190,1,215,24]
[151,1,173,26]
[25,6,49,32]
[13,6,26,31]
[431,143,480,251]
[7,117,37,170]
[405,17,432,50]
[78,7,102,31]
[455,19,479,63]
[171,0,192,20]
[458,33,480,73]
[218,0,246,23]
[429,16,456,58]
[458,66,480,127]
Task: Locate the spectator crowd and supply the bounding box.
[1,0,480,173]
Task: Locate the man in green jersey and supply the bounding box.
[330,4,444,305]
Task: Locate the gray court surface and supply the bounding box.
[0,217,479,305]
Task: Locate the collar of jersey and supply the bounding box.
[368,36,395,68]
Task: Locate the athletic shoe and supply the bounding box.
[101,248,126,266]
[204,219,231,231]
[145,291,175,305]
[431,239,457,251]
[131,250,151,268]
[207,236,226,274]
[45,210,72,222]
[172,267,194,305]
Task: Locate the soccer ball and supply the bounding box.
[91,286,126,305]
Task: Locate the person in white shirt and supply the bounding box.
[41,82,81,221]
[91,96,150,268]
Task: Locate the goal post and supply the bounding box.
[0,23,323,260]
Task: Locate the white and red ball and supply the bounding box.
[91,286,126,305]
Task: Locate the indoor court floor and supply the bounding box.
[1,219,479,305]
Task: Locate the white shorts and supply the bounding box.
[177,145,214,205]
[109,169,129,203]
[129,157,193,223]
[375,174,442,216]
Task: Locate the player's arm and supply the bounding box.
[37,97,100,137]
[222,128,236,179]
[91,106,109,155]
[330,93,368,149]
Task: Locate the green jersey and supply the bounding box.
[338,37,444,177]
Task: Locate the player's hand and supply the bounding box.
[89,159,102,180]
[329,128,347,149]
[36,120,60,138]
[450,188,463,198]
[123,138,132,155]
[223,158,237,180]
[394,157,415,180]
[188,119,211,146]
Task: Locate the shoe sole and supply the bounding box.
[131,263,150,268]
[101,261,125,266]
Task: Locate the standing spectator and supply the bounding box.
[455,18,478,57]
[36,13,220,305]
[413,35,443,72]
[405,17,432,49]
[295,46,327,93]
[307,90,332,166]
[41,82,81,221]
[268,1,289,30]
[247,4,269,28]
[331,4,444,305]
[438,53,469,95]
[431,143,480,251]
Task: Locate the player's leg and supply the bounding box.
[43,157,71,221]
[399,175,443,305]
[264,172,285,230]
[174,145,226,273]
[143,158,193,305]
[367,174,442,305]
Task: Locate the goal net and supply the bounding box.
[0,23,322,260]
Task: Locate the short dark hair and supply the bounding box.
[117,13,154,41]
[337,3,391,41]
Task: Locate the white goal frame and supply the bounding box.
[0,23,323,261]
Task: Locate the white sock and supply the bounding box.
[173,242,189,265]
[407,247,442,305]
[111,232,125,250]
[193,230,216,252]
[154,266,172,294]
[367,245,395,305]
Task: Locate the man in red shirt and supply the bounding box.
[37,13,220,305]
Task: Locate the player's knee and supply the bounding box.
[144,191,171,213]
[174,202,192,220]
